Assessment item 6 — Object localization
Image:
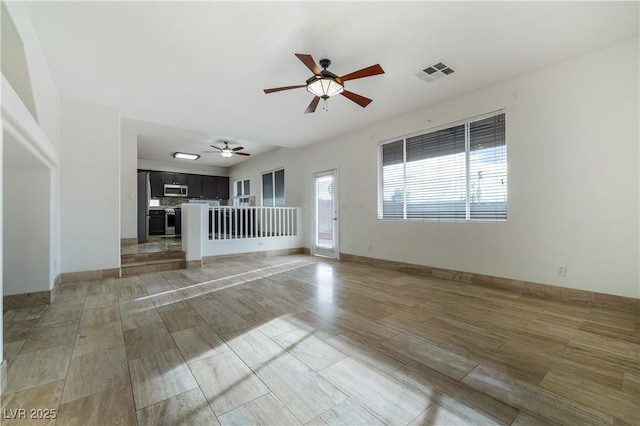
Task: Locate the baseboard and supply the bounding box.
[203,247,304,265]
[61,268,120,283]
[187,260,203,269]
[340,253,639,314]
[52,274,62,302]
[302,247,311,255]
[3,274,62,311]
[120,237,138,245]
[0,359,7,395]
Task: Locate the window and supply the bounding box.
[378,111,506,221]
[262,169,285,207]
[235,178,250,196]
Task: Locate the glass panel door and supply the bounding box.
[313,169,339,258]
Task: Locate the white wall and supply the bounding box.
[2,1,60,150]
[60,99,121,273]
[1,1,63,364]
[137,158,228,177]
[1,1,37,122]
[231,38,639,299]
[228,147,305,207]
[3,167,51,295]
[1,123,3,361]
[121,129,137,240]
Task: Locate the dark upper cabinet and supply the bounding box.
[163,172,188,185]
[202,175,217,199]
[144,169,228,200]
[150,171,164,198]
[216,176,230,200]
[187,174,202,198]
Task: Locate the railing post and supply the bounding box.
[181,204,205,266]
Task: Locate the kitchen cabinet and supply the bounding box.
[201,176,229,200]
[202,175,218,199]
[140,169,228,200]
[163,172,188,185]
[187,174,202,198]
[150,171,164,198]
[216,176,230,200]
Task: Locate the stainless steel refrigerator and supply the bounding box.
[137,171,150,243]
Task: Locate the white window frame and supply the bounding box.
[234,178,250,197]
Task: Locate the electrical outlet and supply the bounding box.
[367,244,373,252]
[557,265,566,277]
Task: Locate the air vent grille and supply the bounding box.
[416,61,456,83]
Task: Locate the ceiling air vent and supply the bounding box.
[415,61,456,83]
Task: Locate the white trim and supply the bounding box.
[2,76,57,169]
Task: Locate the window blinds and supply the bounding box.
[379,112,506,221]
[469,114,507,220]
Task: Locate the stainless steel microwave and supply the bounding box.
[164,184,188,197]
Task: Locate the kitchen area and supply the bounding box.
[137,170,230,243]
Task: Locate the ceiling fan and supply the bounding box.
[204,141,250,158]
[264,53,385,113]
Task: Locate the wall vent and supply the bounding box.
[415,61,456,83]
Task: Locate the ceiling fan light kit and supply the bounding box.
[306,76,344,99]
[264,53,384,113]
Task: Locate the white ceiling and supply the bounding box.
[25,1,639,168]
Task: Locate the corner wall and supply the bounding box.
[60,99,121,273]
[1,1,62,370]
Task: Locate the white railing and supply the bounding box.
[182,204,302,261]
[208,206,298,241]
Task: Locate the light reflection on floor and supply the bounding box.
[316,263,335,303]
[132,259,316,309]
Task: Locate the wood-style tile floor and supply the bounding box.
[2,254,639,425]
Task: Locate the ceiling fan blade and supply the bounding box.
[295,53,321,75]
[234,152,251,156]
[338,64,385,82]
[202,151,219,153]
[231,146,245,152]
[264,85,306,94]
[305,96,320,114]
[209,145,224,150]
[340,90,373,108]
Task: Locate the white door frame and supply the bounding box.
[311,168,339,259]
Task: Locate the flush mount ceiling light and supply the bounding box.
[173,152,200,161]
